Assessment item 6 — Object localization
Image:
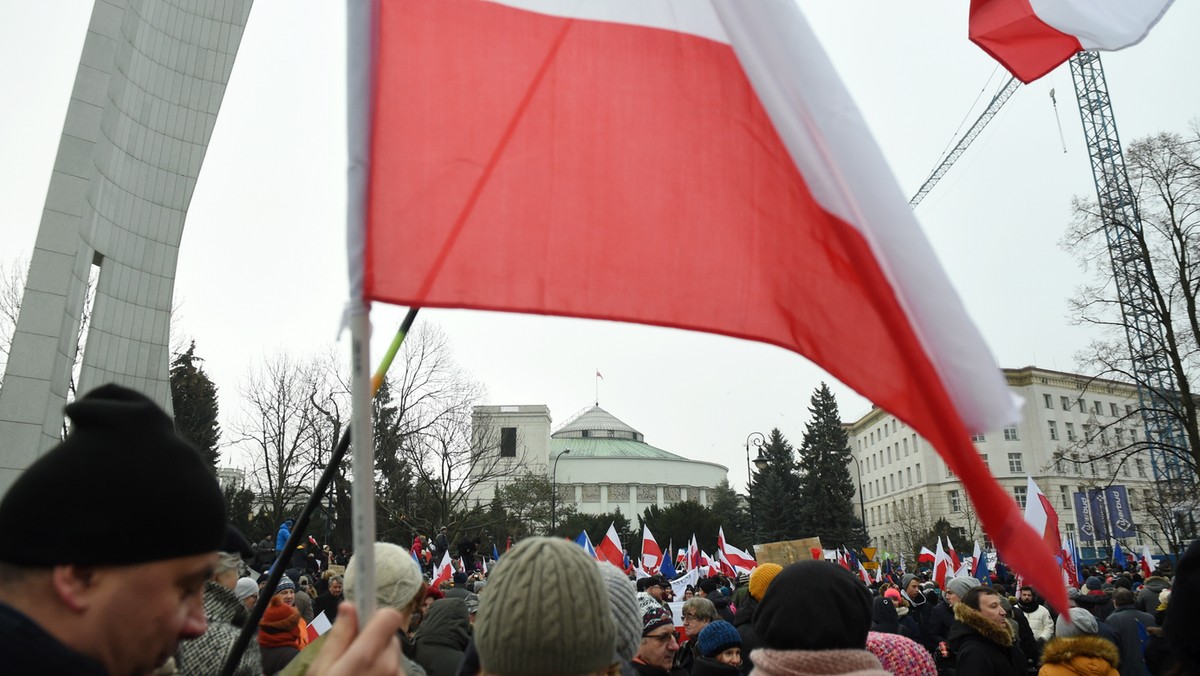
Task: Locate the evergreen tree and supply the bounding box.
[553,509,633,551]
[795,383,866,548]
[169,341,220,469]
[749,428,804,543]
[635,501,722,560]
[707,479,750,548]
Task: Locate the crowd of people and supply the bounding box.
[0,383,1197,676]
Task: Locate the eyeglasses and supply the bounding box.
[645,631,677,644]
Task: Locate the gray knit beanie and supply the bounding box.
[476,537,615,675]
[946,576,981,600]
[345,542,425,610]
[595,560,641,664]
[1056,607,1098,637]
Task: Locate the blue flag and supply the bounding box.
[575,531,597,559]
[994,554,1008,583]
[660,548,677,580]
[492,543,500,562]
[975,550,991,583]
[1112,542,1124,568]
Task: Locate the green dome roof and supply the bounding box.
[550,405,689,460]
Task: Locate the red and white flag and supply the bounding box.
[1023,476,1063,554]
[1140,545,1157,578]
[919,547,937,565]
[933,538,953,589]
[432,550,454,589]
[687,535,701,572]
[969,0,1175,83]
[718,527,757,574]
[641,524,663,574]
[945,536,961,571]
[349,0,1063,612]
[596,523,625,569]
[857,561,872,585]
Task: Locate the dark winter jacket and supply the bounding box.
[871,597,901,634]
[928,599,955,646]
[313,590,342,623]
[1077,591,1114,622]
[711,594,735,624]
[732,597,761,673]
[413,598,471,676]
[1105,604,1155,676]
[690,655,742,676]
[0,602,107,675]
[903,589,937,652]
[177,580,262,676]
[1134,577,1169,615]
[948,603,1026,676]
[261,645,301,675]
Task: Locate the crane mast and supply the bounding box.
[1068,52,1192,485]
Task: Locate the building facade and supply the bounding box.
[846,366,1171,559]
[469,403,728,517]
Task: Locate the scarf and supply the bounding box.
[750,648,890,675]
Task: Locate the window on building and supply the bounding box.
[887,448,892,463]
[1115,428,1124,445]
[870,432,874,444]
[1126,404,1134,416]
[893,421,898,433]
[1004,426,1019,441]
[1111,402,1120,417]
[890,475,896,491]
[1044,394,1053,408]
[946,462,954,478]
[1136,458,1146,478]
[1095,400,1103,415]
[971,433,986,442]
[1073,455,1081,474]
[499,427,517,457]
[1048,420,1058,441]
[915,464,922,483]
[1014,486,1028,509]
[903,438,909,455]
[1143,488,1153,509]
[1062,396,1072,410]
[1083,424,1092,442]
[949,490,961,512]
[1065,523,1076,538]
[1008,453,1024,473]
[1079,399,1086,413]
[1055,457,1065,473]
[1122,461,1130,478]
[907,467,913,485]
[981,453,988,466]
[1066,422,1076,442]
[1059,485,1070,509]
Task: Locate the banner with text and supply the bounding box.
[1103,486,1137,538]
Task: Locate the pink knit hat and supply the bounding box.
[866,631,936,676]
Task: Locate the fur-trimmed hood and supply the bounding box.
[950,602,1013,647]
[1041,635,1120,667]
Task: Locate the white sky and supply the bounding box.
[2,2,1197,490]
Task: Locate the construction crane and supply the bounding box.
[1068,52,1192,485]
[909,75,1020,206]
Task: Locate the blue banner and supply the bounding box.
[1104,485,1137,538]
[1074,491,1098,542]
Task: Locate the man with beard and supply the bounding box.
[1014,585,1053,649]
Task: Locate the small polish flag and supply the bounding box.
[432,550,453,589]
[596,523,625,569]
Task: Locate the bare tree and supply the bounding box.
[888,496,933,565]
[1062,127,1200,481]
[234,353,326,528]
[0,256,25,380]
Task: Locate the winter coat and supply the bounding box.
[413,598,471,676]
[1017,601,1055,643]
[733,596,761,673]
[902,590,937,652]
[294,589,315,623]
[177,580,262,676]
[1077,591,1114,622]
[276,520,292,552]
[691,655,743,676]
[928,600,955,646]
[1134,577,1169,615]
[1037,635,1120,676]
[1104,604,1155,676]
[312,591,342,623]
[947,603,1026,676]
[0,601,108,675]
[261,645,300,675]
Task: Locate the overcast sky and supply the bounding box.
[2,2,1198,490]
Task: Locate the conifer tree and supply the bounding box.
[749,428,804,543]
[169,341,220,469]
[796,383,866,548]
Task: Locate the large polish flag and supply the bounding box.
[432,550,454,589]
[1023,476,1062,554]
[348,0,1062,612]
[969,0,1175,83]
[641,524,663,575]
[596,523,626,569]
[718,527,757,573]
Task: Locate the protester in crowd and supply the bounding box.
[676,597,717,673]
[697,577,734,623]
[296,575,317,622]
[729,572,751,610]
[445,572,471,600]
[995,587,1039,670]
[866,630,937,676]
[178,549,262,676]
[926,576,979,673]
[684,586,695,601]
[313,574,345,623]
[1135,575,1169,615]
[1105,588,1156,676]
[236,576,261,611]
[1015,586,1054,649]
[691,620,743,676]
[1153,589,1169,626]
[735,562,781,673]
[260,597,304,675]
[634,604,683,676]
[1146,538,1198,675]
[948,586,1026,675]
[1077,576,1114,622]
[413,598,471,676]
[901,573,936,652]
[1037,607,1119,676]
[594,560,643,676]
[871,596,902,635]
[271,577,310,649]
[471,536,614,676]
[749,561,888,675]
[277,518,295,557]
[283,540,429,676]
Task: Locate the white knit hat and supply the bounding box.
[234,577,259,602]
[345,542,425,610]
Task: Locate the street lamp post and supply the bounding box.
[745,432,766,542]
[849,456,867,530]
[551,449,571,533]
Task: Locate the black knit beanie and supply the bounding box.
[0,384,226,566]
[754,561,872,650]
